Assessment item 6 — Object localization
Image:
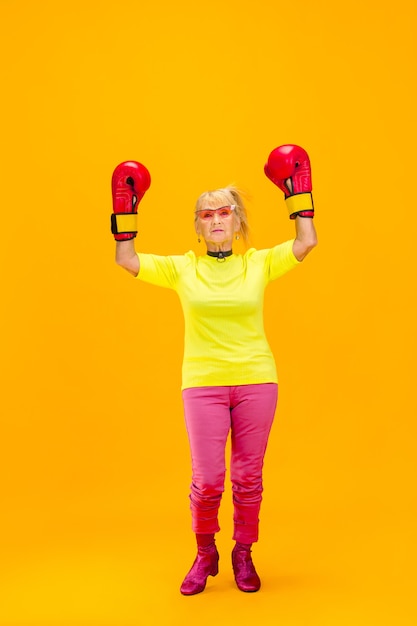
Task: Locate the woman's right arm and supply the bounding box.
[115,239,140,277]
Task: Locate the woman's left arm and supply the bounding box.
[292,216,318,261]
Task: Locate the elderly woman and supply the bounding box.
[111,145,317,595]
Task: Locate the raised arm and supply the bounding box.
[292,214,317,261]
[264,143,318,260]
[115,239,140,276]
[111,160,151,277]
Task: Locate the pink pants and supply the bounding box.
[182,383,278,544]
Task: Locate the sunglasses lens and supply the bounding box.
[199,206,233,220]
[217,208,232,218]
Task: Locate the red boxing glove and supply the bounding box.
[264,144,314,219]
[111,161,151,240]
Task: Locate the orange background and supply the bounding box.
[1,0,416,624]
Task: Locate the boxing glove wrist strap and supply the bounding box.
[111,213,138,235]
[285,193,314,218]
[290,210,315,219]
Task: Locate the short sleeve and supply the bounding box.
[136,253,186,289]
[251,240,300,282]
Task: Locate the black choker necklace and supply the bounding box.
[207,249,233,262]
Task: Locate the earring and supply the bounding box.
[198,237,201,243]
[235,234,240,240]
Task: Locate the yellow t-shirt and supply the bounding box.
[136,240,299,389]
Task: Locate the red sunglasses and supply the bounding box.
[195,205,236,221]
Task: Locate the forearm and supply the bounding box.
[115,240,140,276]
[292,216,318,261]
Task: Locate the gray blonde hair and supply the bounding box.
[194,185,250,244]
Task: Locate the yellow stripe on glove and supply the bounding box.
[285,193,314,216]
[112,213,138,234]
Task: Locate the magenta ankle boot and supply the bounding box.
[180,544,219,595]
[232,544,261,592]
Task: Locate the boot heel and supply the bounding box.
[210,561,219,577]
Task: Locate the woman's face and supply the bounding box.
[195,202,240,251]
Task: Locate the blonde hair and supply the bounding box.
[194,185,250,244]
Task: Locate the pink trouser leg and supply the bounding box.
[182,384,278,543]
[229,384,277,543]
[182,387,230,535]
